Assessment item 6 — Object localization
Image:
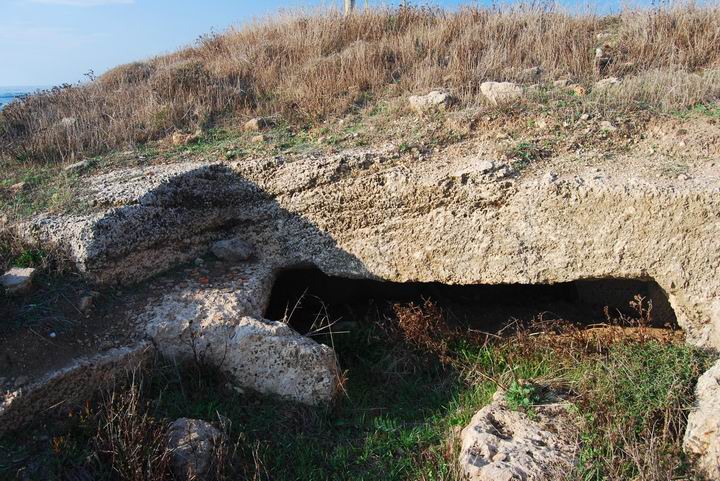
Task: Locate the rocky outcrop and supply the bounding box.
[0,344,151,434]
[18,145,720,350]
[460,389,579,481]
[140,262,340,405]
[684,359,720,479]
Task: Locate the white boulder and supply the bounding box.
[684,359,720,479]
[480,82,523,105]
[459,389,578,481]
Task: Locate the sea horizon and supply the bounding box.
[0,85,50,109]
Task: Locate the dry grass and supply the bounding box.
[1,3,719,162]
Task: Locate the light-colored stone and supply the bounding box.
[599,120,617,132]
[408,90,455,114]
[1,267,37,295]
[63,159,95,173]
[211,237,255,262]
[480,82,523,105]
[684,359,720,479]
[140,262,340,405]
[167,418,222,481]
[595,77,621,89]
[244,117,273,131]
[460,389,578,481]
[553,79,571,88]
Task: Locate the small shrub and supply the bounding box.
[505,380,541,413]
[393,298,456,361]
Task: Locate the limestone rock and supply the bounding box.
[480,82,523,105]
[211,237,255,262]
[63,159,95,173]
[141,264,340,405]
[167,418,222,481]
[408,90,455,114]
[244,117,273,132]
[1,267,37,295]
[684,359,720,479]
[595,77,621,89]
[459,389,578,481]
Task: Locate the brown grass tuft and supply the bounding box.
[1,3,719,162]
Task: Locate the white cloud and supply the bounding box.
[28,0,133,6]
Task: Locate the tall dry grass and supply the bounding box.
[1,3,719,162]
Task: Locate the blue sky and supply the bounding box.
[0,0,630,87]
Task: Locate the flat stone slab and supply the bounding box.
[460,388,579,481]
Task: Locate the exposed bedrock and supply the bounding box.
[20,147,720,350]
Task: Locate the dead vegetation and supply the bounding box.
[1,3,719,162]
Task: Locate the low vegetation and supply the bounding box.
[0,298,712,480]
[1,2,720,162]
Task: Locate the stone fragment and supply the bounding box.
[148,313,340,405]
[595,77,621,89]
[211,237,255,262]
[244,117,273,132]
[408,90,456,114]
[63,159,95,173]
[599,120,617,132]
[553,79,571,88]
[1,267,37,295]
[684,359,720,480]
[167,418,222,481]
[459,389,578,481]
[480,82,523,105]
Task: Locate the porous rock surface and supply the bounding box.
[684,358,720,480]
[167,418,222,481]
[460,389,578,481]
[18,145,720,350]
[140,262,340,405]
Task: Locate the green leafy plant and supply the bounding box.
[505,380,541,413]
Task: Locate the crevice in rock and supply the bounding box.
[265,267,678,335]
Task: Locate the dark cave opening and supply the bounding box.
[265,267,678,335]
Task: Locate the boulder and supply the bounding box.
[1,267,37,295]
[211,237,255,262]
[408,90,456,114]
[480,82,523,105]
[459,389,578,481]
[684,359,720,479]
[167,418,222,481]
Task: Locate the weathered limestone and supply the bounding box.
[684,359,720,479]
[480,81,523,105]
[408,90,455,114]
[211,237,255,261]
[0,343,151,434]
[460,389,579,481]
[16,146,720,350]
[139,262,340,404]
[167,418,222,481]
[1,267,37,294]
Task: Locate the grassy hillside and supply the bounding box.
[1,3,719,163]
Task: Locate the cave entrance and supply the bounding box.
[265,268,677,336]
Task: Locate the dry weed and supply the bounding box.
[2,3,719,162]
